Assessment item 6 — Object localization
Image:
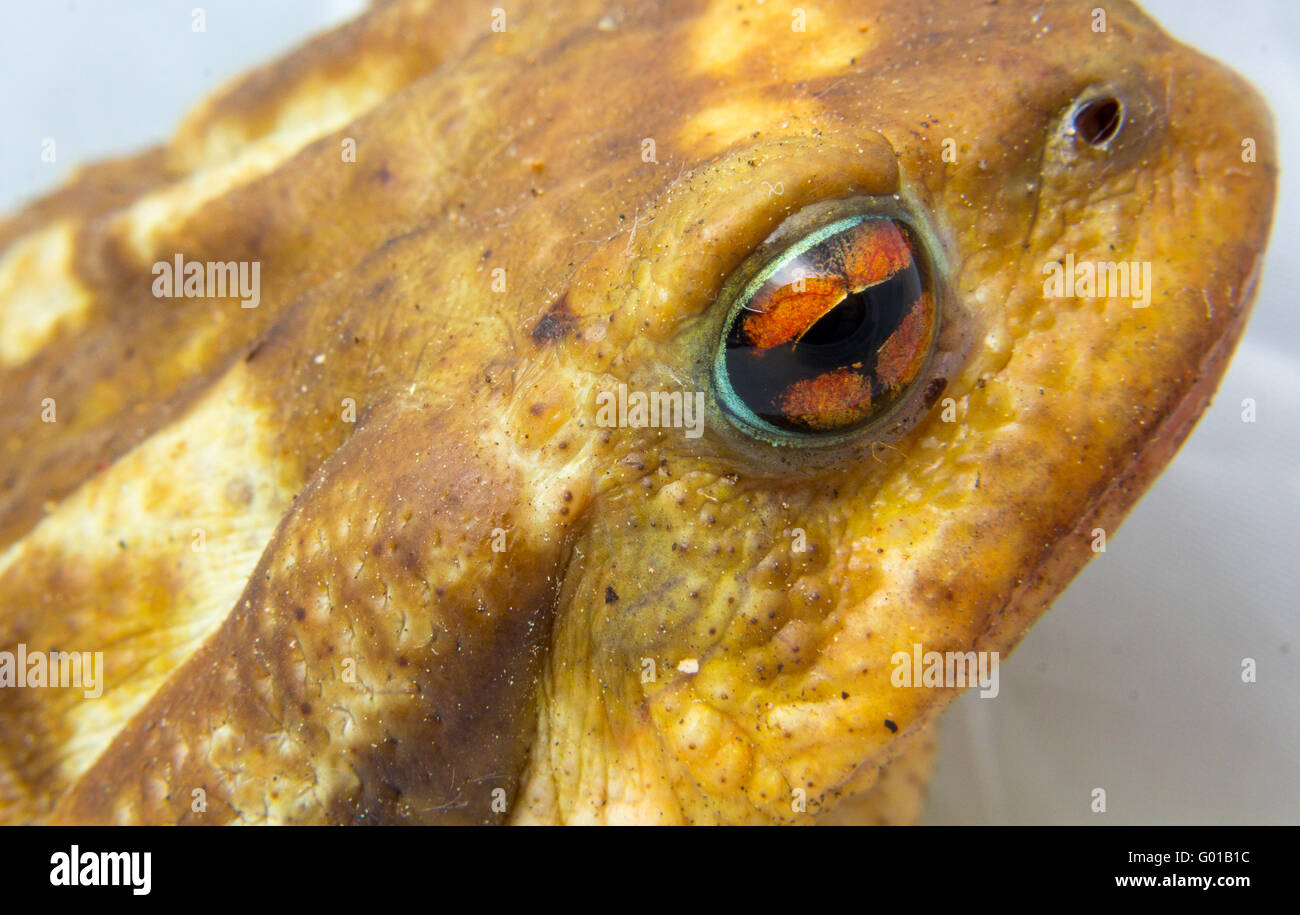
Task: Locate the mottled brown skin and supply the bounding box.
[0,0,1275,824]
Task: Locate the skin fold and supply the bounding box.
[0,0,1275,824]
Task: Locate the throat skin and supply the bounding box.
[0,0,1276,824]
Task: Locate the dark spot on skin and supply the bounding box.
[605,586,619,604]
[841,691,850,699]
[377,230,421,253]
[529,402,545,416]
[531,293,575,343]
[301,703,312,715]
[293,606,306,621]
[884,718,898,733]
[923,376,947,408]
[245,341,264,363]
[372,165,393,185]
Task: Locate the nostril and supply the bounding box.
[1074,96,1123,146]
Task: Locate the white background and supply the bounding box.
[1,1,1295,824]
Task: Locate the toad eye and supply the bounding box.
[714,215,937,441]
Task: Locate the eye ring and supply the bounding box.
[712,204,941,446]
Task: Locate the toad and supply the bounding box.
[0,0,1275,823]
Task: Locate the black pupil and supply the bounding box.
[799,291,868,346]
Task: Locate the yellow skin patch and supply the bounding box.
[684,1,876,82]
[0,0,1277,824]
[0,366,293,808]
[0,222,92,366]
